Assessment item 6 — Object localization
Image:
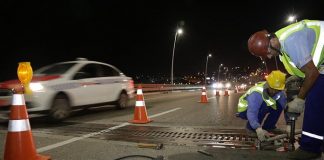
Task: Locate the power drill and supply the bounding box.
[286,112,300,151]
[285,75,303,151]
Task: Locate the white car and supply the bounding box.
[0,58,135,121]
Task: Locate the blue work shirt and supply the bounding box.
[246,90,287,129]
[281,27,315,68]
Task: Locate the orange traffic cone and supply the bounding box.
[215,90,220,96]
[130,85,152,124]
[199,86,208,103]
[224,90,229,96]
[4,93,51,160]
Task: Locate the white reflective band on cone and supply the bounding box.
[137,89,143,95]
[202,92,206,95]
[135,101,145,107]
[12,94,25,105]
[302,131,324,140]
[8,119,31,132]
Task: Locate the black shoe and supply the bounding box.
[287,148,322,160]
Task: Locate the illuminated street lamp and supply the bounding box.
[217,63,223,82]
[287,15,297,23]
[204,54,212,85]
[171,28,183,85]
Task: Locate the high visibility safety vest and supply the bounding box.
[275,20,324,78]
[237,82,278,113]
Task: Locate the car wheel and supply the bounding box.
[116,92,128,109]
[49,94,71,121]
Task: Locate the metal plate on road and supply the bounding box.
[29,122,258,149]
[100,125,258,149]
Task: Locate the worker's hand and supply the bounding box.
[287,97,305,113]
[256,128,270,142]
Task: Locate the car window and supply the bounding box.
[100,64,120,77]
[35,63,76,75]
[74,64,98,79]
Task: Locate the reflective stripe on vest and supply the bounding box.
[276,20,324,77]
[237,82,277,113]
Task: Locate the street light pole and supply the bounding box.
[171,28,183,85]
[217,63,223,82]
[204,54,212,85]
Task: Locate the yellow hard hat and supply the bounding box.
[266,70,286,90]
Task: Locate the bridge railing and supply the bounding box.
[134,84,203,92]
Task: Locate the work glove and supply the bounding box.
[256,128,270,142]
[287,97,305,113]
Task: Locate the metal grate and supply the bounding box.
[29,122,258,149]
[128,130,254,142]
[102,125,257,149]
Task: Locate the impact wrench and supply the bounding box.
[287,112,300,151]
[260,112,301,151]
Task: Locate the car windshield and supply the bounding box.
[34,63,76,75]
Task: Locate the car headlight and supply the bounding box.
[29,83,44,92]
[213,82,223,89]
[225,82,231,88]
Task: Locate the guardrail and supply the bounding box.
[134,84,203,92]
[134,84,247,93]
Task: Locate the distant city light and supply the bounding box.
[213,82,224,89]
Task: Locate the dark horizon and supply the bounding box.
[1,0,324,81]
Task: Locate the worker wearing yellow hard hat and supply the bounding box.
[266,70,286,90]
[237,70,287,142]
[248,20,324,159]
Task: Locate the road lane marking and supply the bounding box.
[37,107,182,153]
[148,107,181,118]
[37,122,129,153]
[207,97,216,100]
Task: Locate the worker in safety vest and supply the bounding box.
[248,20,324,159]
[237,70,287,142]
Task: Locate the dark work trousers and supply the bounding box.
[300,74,324,153]
[239,102,284,131]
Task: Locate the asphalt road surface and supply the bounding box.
[0,90,318,160]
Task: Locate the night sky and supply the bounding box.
[1,0,324,81]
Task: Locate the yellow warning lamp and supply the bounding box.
[17,62,33,94]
